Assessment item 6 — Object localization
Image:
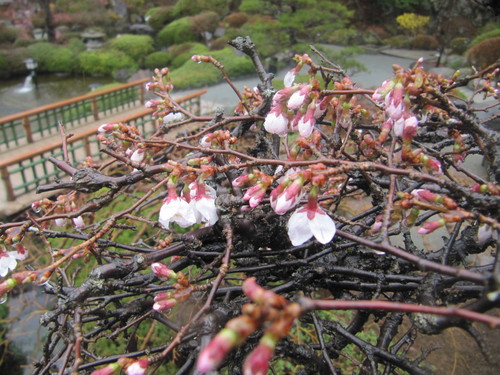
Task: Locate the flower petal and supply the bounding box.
[310,210,336,244]
[287,209,313,246]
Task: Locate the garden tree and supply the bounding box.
[343,0,430,21]
[35,0,56,42]
[0,36,500,375]
[240,0,353,45]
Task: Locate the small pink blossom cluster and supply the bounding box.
[159,180,218,230]
[234,168,336,246]
[197,278,300,375]
[373,79,419,140]
[263,80,326,138]
[232,170,274,208]
[144,67,173,94]
[91,357,149,375]
[234,86,262,115]
[199,130,238,149]
[150,262,192,312]
[32,194,86,230]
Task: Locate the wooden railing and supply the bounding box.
[0,89,206,202]
[0,78,149,151]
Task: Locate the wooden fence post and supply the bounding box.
[23,116,34,143]
[1,166,15,201]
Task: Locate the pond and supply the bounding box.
[0,74,114,118]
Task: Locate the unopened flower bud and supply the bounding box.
[151,263,177,279]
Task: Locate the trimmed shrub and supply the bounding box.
[396,13,430,35]
[409,34,438,50]
[173,0,228,18]
[171,61,220,89]
[13,38,33,48]
[27,42,55,72]
[470,28,500,47]
[170,47,254,90]
[109,34,154,61]
[231,16,288,58]
[382,35,411,48]
[0,24,19,44]
[210,37,228,51]
[0,47,30,78]
[209,47,254,77]
[450,37,470,55]
[145,51,173,70]
[78,50,138,76]
[67,37,87,53]
[466,37,500,69]
[45,47,76,73]
[146,6,175,31]
[156,17,198,47]
[170,43,209,69]
[224,12,249,28]
[191,11,220,35]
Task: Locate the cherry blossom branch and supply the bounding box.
[299,297,500,327]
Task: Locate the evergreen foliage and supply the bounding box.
[77,50,138,76]
[109,34,155,61]
[156,17,198,47]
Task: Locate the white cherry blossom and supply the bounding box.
[287,203,336,246]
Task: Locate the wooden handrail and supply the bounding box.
[0,78,149,124]
[0,89,207,169]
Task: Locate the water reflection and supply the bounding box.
[0,74,113,117]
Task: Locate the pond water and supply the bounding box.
[0,74,114,118]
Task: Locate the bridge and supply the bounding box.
[0,79,207,218]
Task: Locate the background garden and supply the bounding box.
[1,0,499,90]
[0,1,499,375]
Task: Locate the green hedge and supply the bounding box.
[172,0,228,18]
[146,6,176,31]
[171,61,220,89]
[170,43,209,69]
[0,47,30,78]
[45,47,77,73]
[27,42,55,72]
[470,28,500,47]
[78,50,138,76]
[170,47,254,89]
[209,48,254,77]
[145,51,173,70]
[156,17,198,47]
[109,34,154,61]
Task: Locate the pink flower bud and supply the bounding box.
[145,99,161,108]
[98,123,117,133]
[54,218,67,227]
[283,70,296,87]
[243,184,266,208]
[126,360,149,375]
[263,105,289,137]
[287,85,311,110]
[232,175,251,187]
[91,363,121,375]
[151,263,177,279]
[197,328,239,373]
[411,189,438,202]
[417,218,446,234]
[72,216,85,229]
[153,298,176,312]
[131,149,145,164]
[243,335,276,375]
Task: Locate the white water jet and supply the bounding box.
[15,74,34,94]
